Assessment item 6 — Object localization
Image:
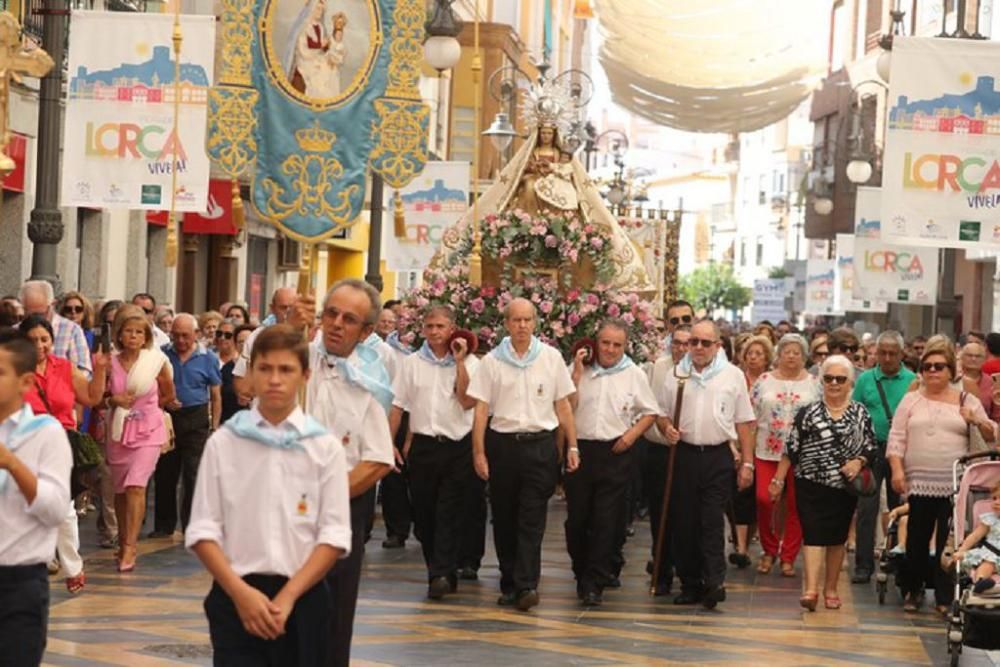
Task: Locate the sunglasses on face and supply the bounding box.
[687,337,717,349]
[836,344,859,354]
[671,339,690,347]
[921,361,948,373]
[814,350,829,358]
[141,307,153,315]
[822,374,849,385]
[215,330,234,340]
[62,305,84,314]
[668,314,692,326]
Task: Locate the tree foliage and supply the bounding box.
[679,263,752,314]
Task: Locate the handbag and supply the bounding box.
[842,462,878,497]
[35,379,103,495]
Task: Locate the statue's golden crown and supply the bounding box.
[295,123,337,153]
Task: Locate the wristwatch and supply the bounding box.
[569,447,580,454]
[741,462,755,470]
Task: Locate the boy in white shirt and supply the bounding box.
[186,324,352,666]
[0,329,72,665]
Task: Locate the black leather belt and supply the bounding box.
[415,433,465,444]
[679,440,727,451]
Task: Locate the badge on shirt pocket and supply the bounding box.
[297,494,308,516]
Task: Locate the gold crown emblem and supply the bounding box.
[295,122,337,153]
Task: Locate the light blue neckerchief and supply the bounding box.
[223,409,327,452]
[592,354,635,378]
[491,336,542,369]
[678,348,728,387]
[386,331,414,356]
[363,332,382,349]
[327,344,395,414]
[0,405,60,494]
[261,313,277,327]
[418,341,455,367]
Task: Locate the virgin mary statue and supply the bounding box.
[435,81,653,293]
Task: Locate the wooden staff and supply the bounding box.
[650,365,689,595]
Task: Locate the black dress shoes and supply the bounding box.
[497,592,517,606]
[673,590,703,605]
[427,576,454,600]
[516,589,539,611]
[851,570,872,584]
[582,591,603,607]
[702,585,726,610]
[457,566,478,581]
[382,535,406,549]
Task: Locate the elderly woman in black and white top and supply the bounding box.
[770,354,877,613]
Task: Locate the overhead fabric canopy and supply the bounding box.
[596,0,831,133]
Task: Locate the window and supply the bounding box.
[756,237,764,265]
[758,174,768,205]
[740,238,748,267]
[830,1,848,71]
[742,176,750,207]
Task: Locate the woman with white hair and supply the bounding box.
[751,333,819,577]
[770,354,877,612]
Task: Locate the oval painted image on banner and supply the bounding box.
[261,0,381,109]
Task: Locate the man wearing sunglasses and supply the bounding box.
[849,330,914,584]
[655,319,755,610]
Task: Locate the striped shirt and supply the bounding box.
[786,400,877,490]
[51,313,92,379]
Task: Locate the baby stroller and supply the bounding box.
[946,451,1000,666]
[876,516,905,605]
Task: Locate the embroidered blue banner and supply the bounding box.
[208,0,428,242]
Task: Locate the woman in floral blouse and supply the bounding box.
[751,334,819,577]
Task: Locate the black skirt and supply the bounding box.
[794,477,857,547]
[731,483,755,525]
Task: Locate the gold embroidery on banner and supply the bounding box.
[370,98,429,188]
[207,0,257,178]
[259,122,358,227]
[208,88,258,178]
[369,0,428,189]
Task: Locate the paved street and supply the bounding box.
[40,501,998,666]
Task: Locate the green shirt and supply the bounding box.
[852,365,916,443]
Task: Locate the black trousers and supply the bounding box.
[671,442,734,593]
[0,564,48,667]
[855,449,901,574]
[903,494,953,606]
[381,413,411,541]
[627,437,650,519]
[564,439,632,595]
[325,487,375,667]
[205,575,329,667]
[457,474,487,572]
[644,443,674,586]
[486,429,559,594]
[155,404,210,532]
[408,434,473,579]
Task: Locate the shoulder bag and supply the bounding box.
[35,379,103,496]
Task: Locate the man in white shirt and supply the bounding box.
[566,319,658,607]
[390,305,478,600]
[231,286,299,401]
[0,330,72,665]
[656,319,755,610]
[468,298,578,611]
[643,323,691,595]
[187,324,351,665]
[299,279,394,667]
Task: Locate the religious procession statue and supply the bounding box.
[414,76,662,362]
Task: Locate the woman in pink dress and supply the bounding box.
[106,305,175,572]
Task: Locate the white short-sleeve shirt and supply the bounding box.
[185,407,352,577]
[573,363,659,441]
[467,343,574,433]
[655,361,754,445]
[232,325,265,378]
[0,410,72,566]
[643,354,675,445]
[393,352,479,441]
[306,343,395,471]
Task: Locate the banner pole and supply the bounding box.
[165,1,184,267]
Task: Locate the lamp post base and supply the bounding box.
[28,207,64,292]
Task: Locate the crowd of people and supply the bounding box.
[2,280,1000,666]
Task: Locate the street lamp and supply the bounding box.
[875,2,908,82]
[844,79,888,185]
[424,0,462,72]
[482,111,517,152]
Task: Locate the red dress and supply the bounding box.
[25,354,77,430]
